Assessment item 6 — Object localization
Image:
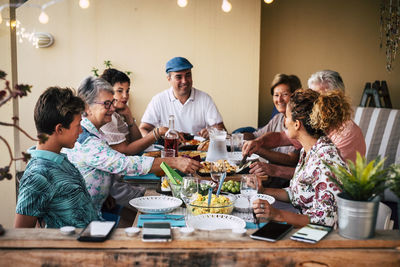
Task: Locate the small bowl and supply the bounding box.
[179,227,195,236]
[60,226,76,235]
[125,227,140,237]
[232,227,247,236]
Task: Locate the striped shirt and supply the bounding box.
[16,147,99,228]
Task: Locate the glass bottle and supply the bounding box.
[164,115,179,157]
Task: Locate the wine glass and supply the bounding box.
[240,175,259,223]
[210,160,227,189]
[180,176,198,205]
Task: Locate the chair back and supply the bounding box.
[376,202,393,230]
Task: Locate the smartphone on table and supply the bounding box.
[250,221,293,242]
[290,223,333,244]
[142,222,172,242]
[77,221,116,242]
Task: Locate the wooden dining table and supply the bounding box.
[1,227,399,266]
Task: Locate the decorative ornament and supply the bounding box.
[380,0,400,72]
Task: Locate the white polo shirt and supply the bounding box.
[141,87,223,134]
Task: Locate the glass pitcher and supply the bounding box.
[205,128,229,162]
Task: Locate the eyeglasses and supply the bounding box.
[93,99,116,109]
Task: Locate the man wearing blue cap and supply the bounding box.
[139,57,225,138]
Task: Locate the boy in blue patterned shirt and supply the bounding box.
[15,87,99,228]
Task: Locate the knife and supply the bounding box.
[238,154,248,169]
[140,215,185,220]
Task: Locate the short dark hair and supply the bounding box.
[34,87,85,135]
[100,68,130,86]
[270,73,302,95]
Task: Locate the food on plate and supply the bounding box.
[143,151,161,158]
[188,193,234,215]
[183,139,201,146]
[161,177,170,189]
[198,160,236,175]
[179,151,207,159]
[197,140,210,151]
[143,150,206,159]
[221,180,241,194]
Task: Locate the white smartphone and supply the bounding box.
[142,222,172,242]
[250,221,293,242]
[77,221,116,242]
[291,223,333,244]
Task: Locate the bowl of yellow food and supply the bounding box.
[187,193,236,216]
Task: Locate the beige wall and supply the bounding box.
[259,0,400,127]
[0,0,16,228]
[16,0,261,154]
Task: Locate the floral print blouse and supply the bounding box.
[63,117,154,215]
[284,136,346,227]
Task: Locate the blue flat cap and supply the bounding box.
[166,57,193,73]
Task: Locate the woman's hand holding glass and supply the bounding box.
[240,175,259,224]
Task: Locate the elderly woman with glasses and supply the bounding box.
[64,77,201,215]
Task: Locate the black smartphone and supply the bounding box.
[142,222,172,242]
[291,223,333,244]
[77,221,116,242]
[250,221,293,242]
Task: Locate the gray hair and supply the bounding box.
[307,70,345,91]
[78,76,114,106]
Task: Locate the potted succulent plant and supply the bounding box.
[388,164,400,228]
[327,152,390,239]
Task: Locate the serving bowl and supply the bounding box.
[187,193,236,216]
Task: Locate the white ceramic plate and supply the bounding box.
[129,196,182,213]
[228,152,259,164]
[187,214,246,230]
[234,194,275,213]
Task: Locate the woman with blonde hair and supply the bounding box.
[252,89,350,227]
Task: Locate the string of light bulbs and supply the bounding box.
[0,0,90,48]
[0,0,90,25]
[177,0,275,12]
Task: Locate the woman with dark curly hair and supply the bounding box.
[252,89,349,227]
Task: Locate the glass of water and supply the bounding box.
[240,174,258,209]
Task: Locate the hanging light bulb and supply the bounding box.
[264,0,274,4]
[221,0,232,13]
[177,0,188,8]
[79,0,90,9]
[39,10,49,24]
[10,19,17,29]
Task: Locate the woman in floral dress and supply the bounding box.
[252,88,350,227]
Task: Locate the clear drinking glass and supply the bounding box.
[180,176,198,205]
[161,148,176,158]
[231,133,244,152]
[210,160,227,187]
[240,174,258,210]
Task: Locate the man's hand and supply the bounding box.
[242,139,262,157]
[197,128,209,139]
